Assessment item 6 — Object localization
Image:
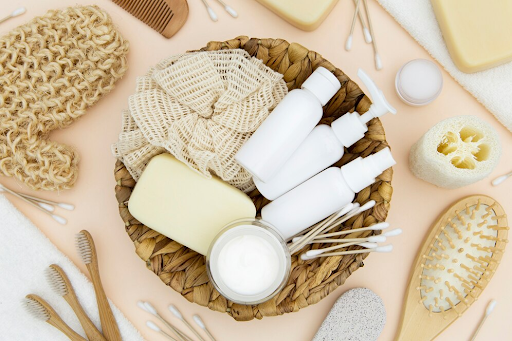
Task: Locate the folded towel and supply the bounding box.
[0,195,145,341]
[377,0,512,133]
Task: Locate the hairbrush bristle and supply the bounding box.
[418,197,508,317]
[76,232,92,264]
[46,266,68,296]
[24,297,50,321]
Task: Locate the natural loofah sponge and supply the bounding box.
[0,6,129,191]
[409,115,501,189]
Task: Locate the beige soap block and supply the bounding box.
[128,154,256,255]
[255,0,338,31]
[431,0,512,73]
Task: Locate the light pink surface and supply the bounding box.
[2,1,511,340]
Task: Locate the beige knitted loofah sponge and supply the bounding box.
[0,6,129,191]
[409,116,501,189]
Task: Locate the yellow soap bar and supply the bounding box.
[431,0,512,73]
[255,0,338,31]
[128,154,256,255]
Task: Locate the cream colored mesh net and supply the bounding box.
[113,50,288,192]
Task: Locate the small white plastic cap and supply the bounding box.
[301,67,341,106]
[341,147,396,193]
[330,69,396,148]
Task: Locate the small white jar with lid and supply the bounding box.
[395,59,443,106]
[206,219,291,305]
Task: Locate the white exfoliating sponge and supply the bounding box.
[409,115,501,189]
[313,288,386,341]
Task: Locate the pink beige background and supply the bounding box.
[3,0,512,340]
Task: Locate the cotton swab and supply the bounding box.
[0,184,66,224]
[293,222,389,242]
[200,0,218,22]
[0,7,26,25]
[345,0,361,51]
[146,321,178,341]
[214,0,238,17]
[289,203,357,253]
[292,203,356,238]
[301,244,393,260]
[362,0,382,70]
[492,171,512,186]
[193,315,217,341]
[470,299,497,341]
[138,301,191,341]
[290,201,376,254]
[305,242,378,257]
[168,305,205,341]
[352,0,372,43]
[312,235,387,244]
[19,193,75,211]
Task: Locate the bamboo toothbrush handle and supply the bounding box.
[65,294,106,341]
[87,262,122,341]
[48,317,88,341]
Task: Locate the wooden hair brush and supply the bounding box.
[396,195,508,341]
[113,0,189,38]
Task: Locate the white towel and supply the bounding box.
[0,195,145,341]
[377,0,512,133]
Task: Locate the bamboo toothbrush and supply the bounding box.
[0,184,66,224]
[169,305,205,341]
[147,321,178,341]
[76,230,122,341]
[395,195,508,341]
[137,301,191,341]
[24,294,87,341]
[193,315,216,341]
[471,299,497,341]
[46,264,106,341]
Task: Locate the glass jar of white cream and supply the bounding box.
[206,219,291,305]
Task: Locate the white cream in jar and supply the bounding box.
[207,220,290,305]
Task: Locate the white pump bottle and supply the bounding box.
[261,147,396,240]
[254,69,396,200]
[235,67,341,183]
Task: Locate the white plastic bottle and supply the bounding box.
[255,69,396,200]
[235,67,341,182]
[261,147,396,240]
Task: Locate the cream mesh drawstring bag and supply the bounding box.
[113,49,288,192]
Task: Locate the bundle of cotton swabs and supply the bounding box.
[288,201,401,260]
[0,183,74,225]
[138,301,217,341]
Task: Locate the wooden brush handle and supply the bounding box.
[48,316,88,341]
[65,294,106,341]
[87,262,122,341]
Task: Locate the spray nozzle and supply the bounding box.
[358,69,397,124]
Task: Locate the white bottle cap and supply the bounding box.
[341,147,396,193]
[330,69,396,148]
[301,67,341,106]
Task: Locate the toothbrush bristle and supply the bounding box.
[46,266,68,296]
[24,298,50,321]
[76,232,92,264]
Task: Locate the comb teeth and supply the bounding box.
[24,298,50,321]
[113,0,174,34]
[76,232,92,264]
[46,267,68,296]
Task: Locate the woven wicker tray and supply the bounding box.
[114,36,393,321]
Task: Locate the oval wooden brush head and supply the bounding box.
[396,195,508,341]
[113,0,189,38]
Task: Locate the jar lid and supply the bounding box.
[395,59,443,106]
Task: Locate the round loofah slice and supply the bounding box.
[409,115,501,189]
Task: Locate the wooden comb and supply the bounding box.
[395,195,508,341]
[113,0,189,38]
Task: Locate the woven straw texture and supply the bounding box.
[112,49,288,192]
[0,5,129,191]
[114,36,393,321]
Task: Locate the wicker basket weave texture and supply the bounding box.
[114,36,393,321]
